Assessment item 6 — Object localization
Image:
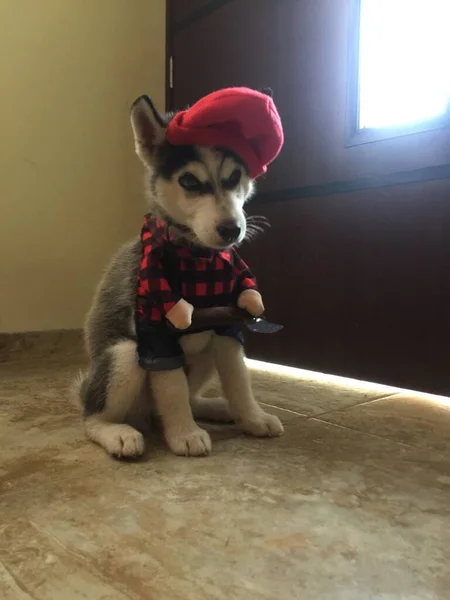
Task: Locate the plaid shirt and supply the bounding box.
[136,215,257,322]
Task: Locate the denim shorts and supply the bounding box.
[135,317,244,371]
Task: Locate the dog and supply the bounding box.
[75,93,284,458]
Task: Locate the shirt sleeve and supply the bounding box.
[232,249,258,293]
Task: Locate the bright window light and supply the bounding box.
[358,0,450,129]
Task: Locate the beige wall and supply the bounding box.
[0,0,165,332]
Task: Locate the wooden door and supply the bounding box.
[167,0,450,394]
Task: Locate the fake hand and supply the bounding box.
[166,299,194,330]
[238,289,264,317]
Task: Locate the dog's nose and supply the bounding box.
[216,221,241,244]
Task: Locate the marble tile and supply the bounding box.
[0,519,138,600]
[247,365,396,416]
[0,411,449,599]
[1,354,449,599]
[318,392,450,453]
[0,362,245,497]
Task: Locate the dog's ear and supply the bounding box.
[130,95,166,166]
[259,87,273,98]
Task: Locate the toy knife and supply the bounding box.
[187,307,283,334]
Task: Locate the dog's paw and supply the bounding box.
[240,412,284,437]
[103,425,145,458]
[166,426,212,457]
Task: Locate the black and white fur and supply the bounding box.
[75,94,284,458]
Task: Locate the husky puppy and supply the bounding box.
[75,94,284,458]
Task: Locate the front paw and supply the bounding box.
[165,426,212,457]
[240,412,284,437]
[101,425,145,458]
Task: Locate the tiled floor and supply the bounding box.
[0,349,449,599]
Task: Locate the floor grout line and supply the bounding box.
[27,519,138,600]
[259,402,307,417]
[309,392,400,419]
[309,417,449,457]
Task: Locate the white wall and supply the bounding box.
[0,0,166,332]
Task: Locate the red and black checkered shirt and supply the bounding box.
[136,215,258,322]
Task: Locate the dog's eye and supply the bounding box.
[178,172,202,191]
[223,169,242,190]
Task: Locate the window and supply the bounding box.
[348,0,450,144]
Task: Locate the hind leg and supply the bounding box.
[83,340,147,458]
[213,336,284,437]
[187,349,233,423]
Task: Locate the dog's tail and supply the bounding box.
[70,370,89,412]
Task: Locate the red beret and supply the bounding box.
[166,87,283,179]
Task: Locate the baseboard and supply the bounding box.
[0,329,84,363]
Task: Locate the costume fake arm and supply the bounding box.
[232,250,265,317]
[142,251,193,330]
